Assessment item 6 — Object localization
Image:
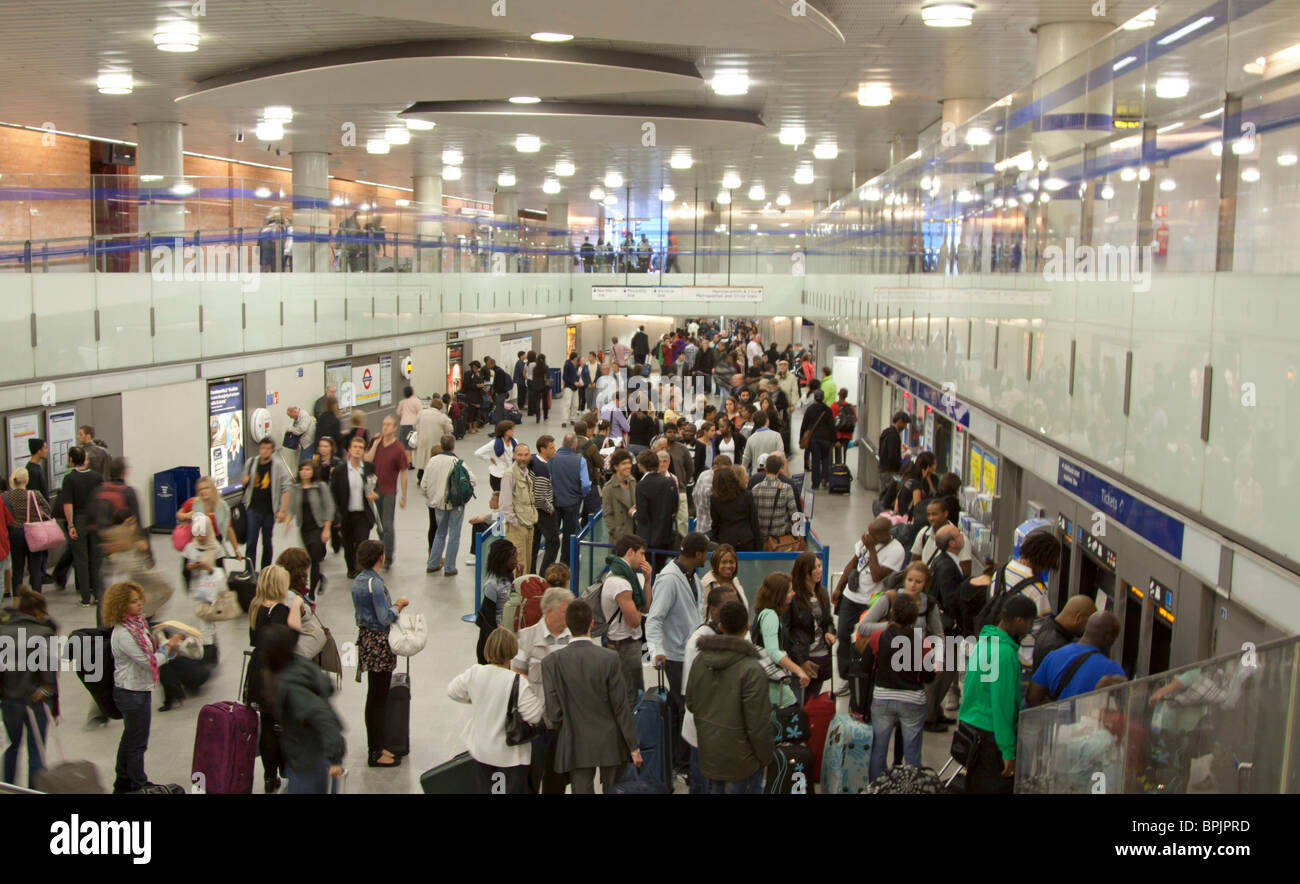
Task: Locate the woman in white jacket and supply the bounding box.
[447,626,543,794]
[474,420,517,493]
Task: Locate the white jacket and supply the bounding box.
[414,407,455,467]
[446,664,542,768]
[419,452,474,510]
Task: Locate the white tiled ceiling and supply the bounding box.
[0,0,1194,216]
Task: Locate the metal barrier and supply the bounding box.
[465,517,505,625]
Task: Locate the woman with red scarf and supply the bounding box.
[103,581,182,793]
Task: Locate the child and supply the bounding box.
[182,513,223,653]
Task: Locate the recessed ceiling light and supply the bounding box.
[921,176,932,190]
[603,194,618,206]
[365,139,389,154]
[722,172,742,190]
[330,195,345,206]
[171,183,195,196]
[965,128,993,146]
[385,126,410,145]
[1121,7,1157,29]
[442,149,463,166]
[1039,193,1051,203]
[793,166,814,184]
[96,71,133,94]
[1043,177,1068,191]
[405,118,435,130]
[263,106,293,123]
[543,178,561,194]
[509,96,541,104]
[254,187,271,199]
[516,135,541,153]
[748,224,758,231]
[748,184,766,201]
[711,71,749,96]
[589,186,605,201]
[659,186,675,202]
[395,198,410,207]
[858,83,892,106]
[716,191,731,204]
[1155,76,1190,99]
[530,32,573,42]
[255,121,284,142]
[1100,183,1115,199]
[554,160,575,177]
[442,166,461,180]
[1139,167,1151,181]
[1113,56,1138,73]
[1159,177,1176,191]
[779,126,806,147]
[1241,167,1261,182]
[863,187,882,202]
[1278,152,1298,166]
[776,193,791,206]
[154,20,199,52]
[992,195,1004,207]
[813,143,838,159]
[604,172,623,189]
[670,153,693,170]
[921,3,975,28]
[956,189,973,203]
[497,172,516,187]
[1244,56,1267,75]
[1232,135,1256,155]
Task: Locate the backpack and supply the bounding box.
[581,571,620,638]
[875,478,900,514]
[445,457,475,509]
[973,563,1045,634]
[502,575,548,633]
[94,482,130,529]
[834,404,857,433]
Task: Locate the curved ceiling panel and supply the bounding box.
[177,41,702,108]
[402,101,765,147]
[306,0,844,50]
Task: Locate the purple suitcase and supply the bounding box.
[192,701,259,794]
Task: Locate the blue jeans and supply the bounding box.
[246,508,275,569]
[286,759,331,794]
[427,505,464,570]
[707,767,764,794]
[557,504,581,566]
[298,442,317,465]
[688,746,709,795]
[2,699,48,786]
[379,493,398,562]
[869,697,926,781]
[809,439,831,488]
[112,687,152,793]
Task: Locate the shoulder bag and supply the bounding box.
[799,409,827,451]
[22,491,64,552]
[504,673,547,746]
[294,593,328,659]
[761,483,806,552]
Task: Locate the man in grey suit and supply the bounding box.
[541,598,643,794]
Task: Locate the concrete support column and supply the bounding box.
[493,188,518,273]
[546,198,569,272]
[291,151,330,272]
[135,121,185,235]
[413,174,443,272]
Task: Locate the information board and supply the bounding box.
[969,442,984,492]
[46,408,77,483]
[326,362,353,412]
[380,355,393,407]
[7,413,39,476]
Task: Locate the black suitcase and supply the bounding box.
[421,751,479,794]
[223,556,257,612]
[386,662,410,757]
[132,783,187,795]
[453,415,467,439]
[828,463,853,494]
[66,627,121,720]
[764,743,816,794]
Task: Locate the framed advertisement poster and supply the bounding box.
[7,413,40,476]
[208,379,245,495]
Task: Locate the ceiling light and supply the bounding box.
[330,195,345,206]
[1100,183,1115,200]
[1039,193,1051,203]
[776,192,791,206]
[154,21,199,52]
[813,143,838,160]
[589,186,605,201]
[263,106,293,123]
[1156,15,1214,46]
[956,189,973,203]
[921,3,975,28]
[516,134,541,153]
[530,32,573,42]
[749,224,758,231]
[992,196,1004,207]
[1208,140,1223,156]
[1156,122,1182,134]
[793,166,814,184]
[659,186,675,202]
[391,198,408,207]
[716,191,731,204]
[748,184,766,201]
[965,128,993,146]
[1200,108,1224,120]
[1232,136,1256,155]
[442,149,463,166]
[254,186,271,198]
[255,121,284,142]
[1121,7,1157,29]
[1006,195,1018,206]
[442,166,461,180]
[405,118,435,130]
[171,183,195,196]
[858,83,892,106]
[722,172,742,190]
[509,96,541,104]
[543,178,561,194]
[1139,167,1151,181]
[555,160,575,177]
[1113,56,1138,73]
[1278,152,1298,166]
[603,194,618,206]
[365,138,390,154]
[96,71,133,95]
[385,126,410,145]
[1241,167,1261,182]
[670,153,693,170]
[1155,76,1190,99]
[497,172,516,187]
[1243,56,1267,75]
[604,172,623,189]
[1159,177,1176,191]
[779,126,806,147]
[712,71,750,96]
[920,175,932,190]
[1021,192,1034,203]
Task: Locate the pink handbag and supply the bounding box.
[22,491,64,552]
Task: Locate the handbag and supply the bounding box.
[315,625,342,676]
[29,709,106,794]
[504,674,546,746]
[406,428,418,451]
[294,594,328,659]
[195,589,242,622]
[282,429,300,450]
[170,520,193,551]
[21,492,64,552]
[761,483,806,553]
[388,610,428,656]
[191,565,225,604]
[798,409,826,451]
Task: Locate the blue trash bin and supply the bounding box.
[152,466,202,531]
[549,367,562,396]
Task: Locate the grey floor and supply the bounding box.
[28,399,955,793]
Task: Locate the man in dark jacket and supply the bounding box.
[542,599,642,793]
[485,357,512,424]
[694,338,715,396]
[329,435,378,578]
[0,591,58,785]
[631,326,649,364]
[1030,595,1096,673]
[686,600,774,793]
[562,352,582,427]
[634,450,679,559]
[269,633,347,791]
[878,411,910,483]
[799,389,837,491]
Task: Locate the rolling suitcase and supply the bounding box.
[192,701,259,794]
[764,743,816,794]
[223,556,257,612]
[828,463,853,494]
[630,668,674,793]
[770,675,810,744]
[421,751,479,794]
[822,713,874,794]
[386,659,411,757]
[804,676,837,781]
[66,626,121,720]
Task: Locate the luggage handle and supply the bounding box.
[25,704,63,771]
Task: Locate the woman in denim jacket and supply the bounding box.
[350,539,409,767]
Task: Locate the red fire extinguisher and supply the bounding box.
[1154,221,1169,257]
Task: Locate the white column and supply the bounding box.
[291,151,330,272]
[546,198,569,272]
[135,121,185,235]
[493,188,518,273]
[413,174,443,272]
[941,98,992,275]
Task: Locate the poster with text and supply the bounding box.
[981,451,998,498]
[352,363,380,407]
[326,362,353,412]
[7,413,39,476]
[208,379,245,495]
[380,355,393,406]
[46,408,77,484]
[969,442,984,492]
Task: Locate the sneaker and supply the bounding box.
[834,683,850,697]
[464,557,477,567]
[78,601,95,608]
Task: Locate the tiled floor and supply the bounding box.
[30,401,954,793]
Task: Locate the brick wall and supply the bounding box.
[0,126,91,245]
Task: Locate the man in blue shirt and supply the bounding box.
[1026,612,1125,705]
[549,433,591,567]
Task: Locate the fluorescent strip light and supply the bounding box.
[1156,16,1214,46]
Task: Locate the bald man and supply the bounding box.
[926,523,967,729]
[831,517,907,692]
[1026,611,1126,705]
[1030,595,1098,673]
